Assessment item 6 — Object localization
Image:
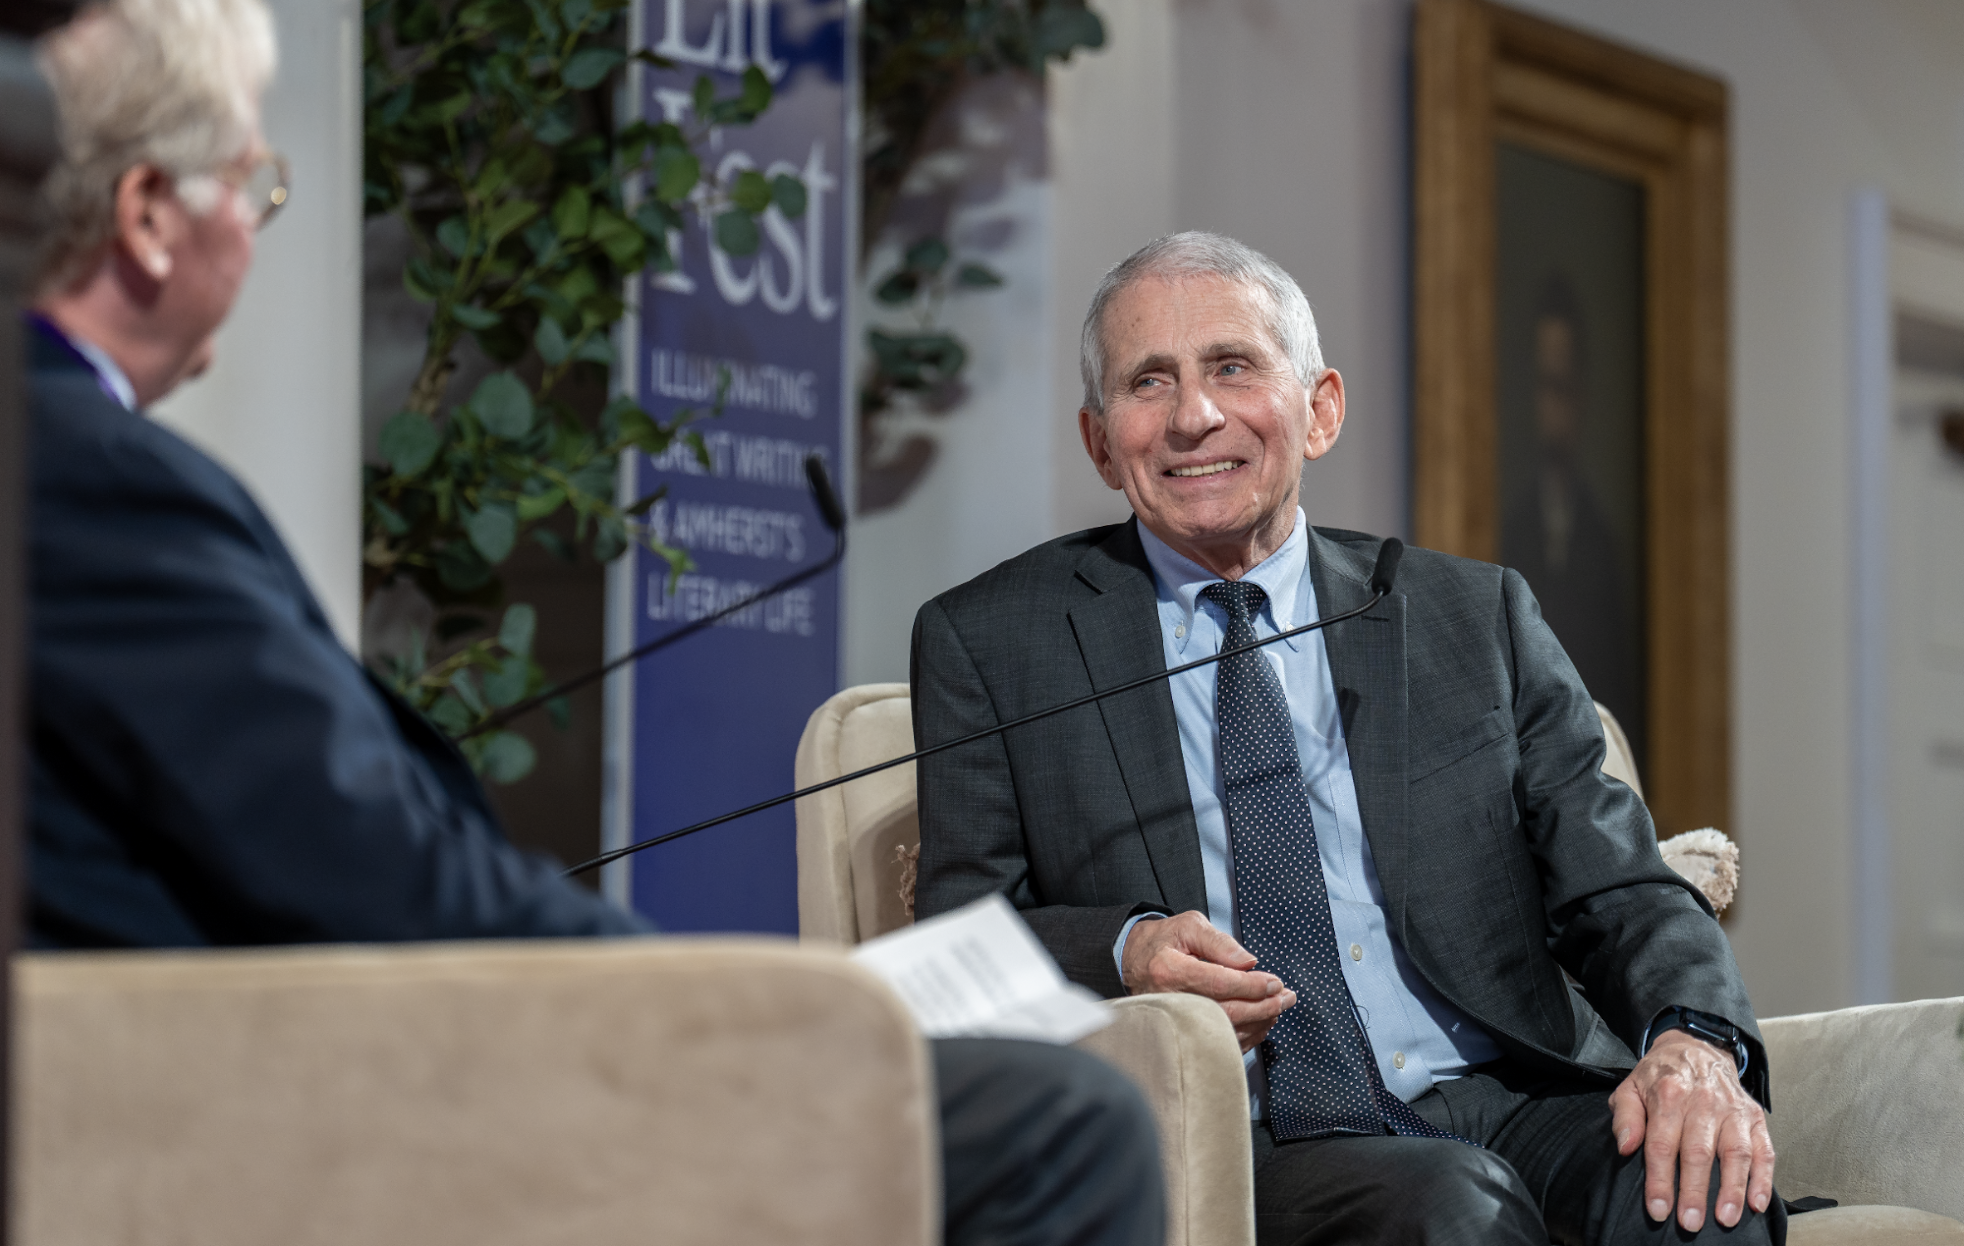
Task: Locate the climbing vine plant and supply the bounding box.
[361,0,801,781]
[858,0,1106,510]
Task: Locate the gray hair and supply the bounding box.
[34,0,277,292]
[1079,231,1324,414]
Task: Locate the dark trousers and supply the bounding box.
[1251,1064,1787,1246]
[934,1038,1166,1246]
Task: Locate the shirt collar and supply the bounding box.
[27,312,138,411]
[1137,509,1310,652]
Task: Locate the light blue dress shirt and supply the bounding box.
[1115,511,1501,1110]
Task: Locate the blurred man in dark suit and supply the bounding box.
[24,4,1162,1241]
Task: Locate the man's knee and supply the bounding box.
[1383,1142,1540,1239]
[934,1038,1165,1246]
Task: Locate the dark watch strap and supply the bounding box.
[1644,1006,1750,1078]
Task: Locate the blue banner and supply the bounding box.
[611,0,853,933]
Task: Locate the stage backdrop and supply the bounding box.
[607,0,853,932]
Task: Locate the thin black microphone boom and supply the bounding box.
[563,536,1406,876]
[462,456,848,741]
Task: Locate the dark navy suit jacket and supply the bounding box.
[27,323,646,947]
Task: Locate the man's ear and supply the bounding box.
[113,164,179,283]
[1078,407,1125,490]
[1304,368,1346,461]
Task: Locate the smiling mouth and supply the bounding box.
[1166,460,1245,478]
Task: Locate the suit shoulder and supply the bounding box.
[32,370,272,537]
[924,524,1123,624]
[1311,526,1505,601]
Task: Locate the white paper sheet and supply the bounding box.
[850,894,1113,1044]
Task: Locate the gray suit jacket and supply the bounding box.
[911,519,1767,1104]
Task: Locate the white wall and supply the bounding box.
[151,0,364,649]
[958,0,1964,1017]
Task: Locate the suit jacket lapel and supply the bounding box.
[1067,522,1209,913]
[1309,530,1412,938]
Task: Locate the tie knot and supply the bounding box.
[1201,579,1267,625]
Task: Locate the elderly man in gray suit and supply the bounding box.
[911,232,1782,1246]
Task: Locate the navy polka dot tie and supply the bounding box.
[1202,580,1471,1145]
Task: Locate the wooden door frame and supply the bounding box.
[1413,0,1730,837]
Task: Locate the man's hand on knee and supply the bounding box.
[1120,912,1295,1052]
[1608,1030,1776,1234]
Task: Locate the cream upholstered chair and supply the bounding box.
[794,683,1256,1246]
[799,685,1964,1246]
[1593,704,1964,1244]
[14,938,938,1246]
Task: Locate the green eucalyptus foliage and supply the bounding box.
[362,0,797,780]
[858,1,1104,464]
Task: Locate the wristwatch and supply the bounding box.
[1645,1005,1749,1077]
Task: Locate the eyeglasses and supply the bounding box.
[208,152,291,230]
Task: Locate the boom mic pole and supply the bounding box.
[563,536,1405,877]
[461,454,847,741]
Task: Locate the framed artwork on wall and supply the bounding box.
[1413,0,1729,837]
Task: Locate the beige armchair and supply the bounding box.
[15,938,938,1246]
[798,684,1964,1246]
[794,683,1256,1246]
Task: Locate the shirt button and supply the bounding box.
[1393,1052,1406,1070]
[1349,943,1363,962]
[1174,624,1186,639]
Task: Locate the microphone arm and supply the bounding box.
[563,537,1405,877]
[461,455,848,741]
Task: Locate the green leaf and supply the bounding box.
[534,316,569,365]
[435,541,493,591]
[403,257,446,302]
[466,503,518,564]
[484,199,540,243]
[483,654,530,708]
[561,46,624,89]
[592,513,627,562]
[714,209,759,256]
[546,696,571,730]
[430,692,474,735]
[468,372,535,438]
[456,0,500,29]
[956,262,1005,289]
[1033,5,1107,60]
[653,145,699,203]
[473,158,509,202]
[515,485,566,521]
[434,91,472,124]
[498,602,537,657]
[738,64,771,116]
[730,168,772,214]
[552,185,591,240]
[533,528,575,562]
[875,269,921,305]
[588,207,644,268]
[904,236,950,273]
[451,668,486,715]
[379,410,442,477]
[692,74,715,120]
[436,216,471,257]
[533,102,578,146]
[478,731,536,783]
[770,174,807,218]
[573,334,615,364]
[450,303,501,330]
[369,495,409,535]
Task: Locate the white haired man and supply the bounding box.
[914,232,1786,1244]
[25,5,1164,1242]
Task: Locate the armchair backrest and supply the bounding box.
[794,685,1642,943]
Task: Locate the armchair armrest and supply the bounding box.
[1762,996,1964,1220]
[1077,993,1256,1246]
[15,938,938,1246]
